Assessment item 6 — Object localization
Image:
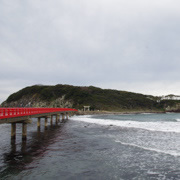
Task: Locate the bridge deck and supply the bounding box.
[0,108,77,123]
[0,108,78,140]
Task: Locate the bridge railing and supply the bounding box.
[0,108,77,119]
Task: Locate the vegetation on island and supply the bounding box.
[1,84,180,112]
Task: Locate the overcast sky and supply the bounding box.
[1,0,180,103]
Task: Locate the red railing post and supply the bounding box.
[3,109,5,117]
[0,107,77,119]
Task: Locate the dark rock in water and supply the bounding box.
[110,125,113,126]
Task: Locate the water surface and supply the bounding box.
[1,113,180,179]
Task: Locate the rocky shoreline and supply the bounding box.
[76,110,165,115]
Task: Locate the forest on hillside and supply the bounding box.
[2,84,179,112]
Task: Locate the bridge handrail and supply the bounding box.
[0,108,77,119]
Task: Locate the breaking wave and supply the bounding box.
[71,115,180,133]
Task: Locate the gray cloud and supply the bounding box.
[1,0,180,103]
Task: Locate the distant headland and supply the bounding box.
[1,84,180,113]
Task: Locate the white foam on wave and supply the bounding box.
[140,113,156,115]
[115,140,180,157]
[72,115,180,133]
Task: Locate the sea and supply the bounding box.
[1,113,180,179]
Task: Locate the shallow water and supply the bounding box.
[1,113,180,179]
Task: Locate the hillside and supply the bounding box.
[1,84,166,112]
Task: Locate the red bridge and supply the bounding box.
[0,108,78,140]
[0,108,77,120]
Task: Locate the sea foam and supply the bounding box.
[71,115,180,133]
[115,140,180,157]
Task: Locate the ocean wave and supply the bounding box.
[115,140,180,157]
[140,113,156,115]
[72,116,180,133]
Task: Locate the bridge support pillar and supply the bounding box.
[11,123,16,140]
[66,113,68,120]
[37,117,41,129]
[56,115,58,124]
[58,114,61,123]
[22,123,27,141]
[45,117,48,130]
[50,115,53,125]
[59,114,61,122]
[62,114,65,121]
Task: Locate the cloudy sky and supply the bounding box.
[1,0,180,103]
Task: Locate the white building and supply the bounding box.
[161,95,180,100]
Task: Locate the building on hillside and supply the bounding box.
[161,95,180,100]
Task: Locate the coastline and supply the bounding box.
[76,110,165,115]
